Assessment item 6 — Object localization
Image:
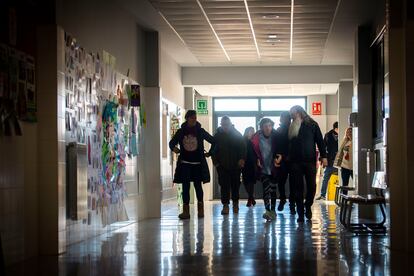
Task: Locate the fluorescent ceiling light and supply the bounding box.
[262,14,280,19]
[243,0,261,59]
[268,34,277,39]
[290,0,294,61]
[196,0,231,61]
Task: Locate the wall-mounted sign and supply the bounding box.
[196,99,208,115]
[312,102,322,115]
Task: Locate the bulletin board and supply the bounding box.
[63,33,142,227]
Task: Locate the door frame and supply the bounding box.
[212,96,307,200]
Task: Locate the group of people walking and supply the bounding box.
[169,106,354,223]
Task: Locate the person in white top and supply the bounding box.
[334,127,353,194]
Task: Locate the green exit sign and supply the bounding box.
[196,99,208,115]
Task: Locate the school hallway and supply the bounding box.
[6,200,391,275]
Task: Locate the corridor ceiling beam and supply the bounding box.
[182,65,353,86]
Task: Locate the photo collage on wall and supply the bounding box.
[64,33,142,227]
[0,43,36,136]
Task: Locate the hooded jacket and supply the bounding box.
[169,122,214,183]
[212,126,246,171]
[251,129,282,179]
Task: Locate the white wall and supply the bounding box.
[160,50,184,108]
[56,0,145,84]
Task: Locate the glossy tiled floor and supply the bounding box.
[8,200,394,275]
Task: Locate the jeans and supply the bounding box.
[290,162,317,218]
[181,163,204,204]
[341,168,353,195]
[320,166,337,197]
[217,166,241,205]
[261,174,277,211]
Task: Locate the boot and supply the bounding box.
[221,204,229,215]
[246,198,252,207]
[197,202,204,218]
[179,204,190,220]
[233,202,239,213]
[252,199,256,206]
[278,199,286,212]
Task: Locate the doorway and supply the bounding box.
[212,97,306,199]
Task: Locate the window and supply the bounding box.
[261,98,306,111]
[214,98,259,112]
[217,116,256,134]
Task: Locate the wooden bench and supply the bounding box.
[339,171,387,235]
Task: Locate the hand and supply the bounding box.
[238,159,245,168]
[274,154,282,168]
[257,159,262,168]
[322,158,328,168]
[172,147,180,154]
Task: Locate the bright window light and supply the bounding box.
[215,99,259,112]
[261,98,306,111]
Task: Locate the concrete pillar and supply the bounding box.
[353,26,374,197]
[388,0,414,254]
[138,31,162,218]
[36,25,60,255]
[184,87,195,110]
[337,81,353,138]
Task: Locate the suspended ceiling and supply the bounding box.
[149,0,338,65]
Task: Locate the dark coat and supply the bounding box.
[276,124,290,172]
[324,129,339,167]
[289,119,327,164]
[212,126,246,171]
[251,130,282,179]
[242,138,257,184]
[169,122,214,184]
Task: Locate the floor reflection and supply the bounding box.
[7,201,392,275]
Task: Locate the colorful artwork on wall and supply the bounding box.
[64,33,140,227]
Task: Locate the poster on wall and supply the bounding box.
[129,84,141,107]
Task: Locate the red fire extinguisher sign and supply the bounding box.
[312,102,322,115]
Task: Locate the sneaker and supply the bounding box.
[263,210,276,221]
[277,200,286,211]
[297,216,305,223]
[221,204,229,215]
[316,196,326,200]
[305,208,312,220]
[233,204,239,214]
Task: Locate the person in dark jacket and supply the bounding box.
[275,111,296,214]
[169,110,214,220]
[212,116,246,215]
[242,127,257,207]
[251,118,282,221]
[288,105,327,223]
[316,122,339,200]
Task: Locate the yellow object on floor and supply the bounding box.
[327,174,339,201]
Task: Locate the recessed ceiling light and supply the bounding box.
[262,14,280,19]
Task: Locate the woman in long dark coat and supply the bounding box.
[169,110,214,219]
[242,127,257,207]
